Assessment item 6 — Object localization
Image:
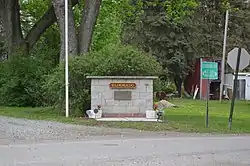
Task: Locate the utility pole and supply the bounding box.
[220,10,229,103]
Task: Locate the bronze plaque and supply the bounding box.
[114,91,132,100]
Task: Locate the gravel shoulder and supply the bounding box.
[1,116,247,145]
[0,116,186,145]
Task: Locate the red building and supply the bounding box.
[184,57,222,100]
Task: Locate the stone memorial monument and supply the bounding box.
[86,76,157,118]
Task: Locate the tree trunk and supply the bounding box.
[25,0,79,52]
[78,0,102,54]
[52,0,78,60]
[25,5,57,52]
[174,76,183,98]
[0,0,24,59]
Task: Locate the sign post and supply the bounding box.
[201,62,218,128]
[227,47,250,130]
[206,78,209,128]
[228,48,241,130]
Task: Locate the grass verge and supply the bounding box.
[0,99,249,134]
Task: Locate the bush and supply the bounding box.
[0,52,54,107]
[154,79,176,93]
[44,44,162,117]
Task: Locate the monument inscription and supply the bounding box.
[114,91,132,100]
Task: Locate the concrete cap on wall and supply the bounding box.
[86,76,158,79]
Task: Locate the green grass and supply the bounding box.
[0,99,249,134]
[166,99,250,133]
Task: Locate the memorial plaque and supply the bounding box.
[110,83,136,89]
[114,91,132,100]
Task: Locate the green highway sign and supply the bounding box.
[201,62,218,80]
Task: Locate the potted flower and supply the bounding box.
[153,103,158,111]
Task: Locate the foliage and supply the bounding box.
[164,0,198,21]
[191,1,226,58]
[91,44,163,76]
[153,78,176,93]
[91,0,124,51]
[43,44,162,117]
[20,0,51,36]
[127,0,198,22]
[0,50,54,107]
[123,0,250,97]
[227,1,250,50]
[190,0,250,58]
[123,4,197,83]
[20,0,60,62]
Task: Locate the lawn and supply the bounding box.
[0,99,249,134]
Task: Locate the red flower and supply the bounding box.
[153,103,158,110]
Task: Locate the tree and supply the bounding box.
[52,0,78,60]
[227,0,250,50]
[52,0,102,58]
[78,0,102,54]
[0,0,103,60]
[122,0,198,97]
[0,0,24,58]
[191,0,226,58]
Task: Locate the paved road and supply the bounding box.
[1,135,250,166]
[1,116,250,166]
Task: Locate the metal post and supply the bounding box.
[220,10,229,103]
[228,48,241,130]
[200,58,203,99]
[65,0,69,117]
[206,79,209,128]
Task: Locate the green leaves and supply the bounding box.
[0,52,53,107]
[20,0,50,35]
[164,0,198,21]
[123,3,197,80]
[129,0,198,22]
[43,44,162,116]
[92,44,162,76]
[91,0,123,51]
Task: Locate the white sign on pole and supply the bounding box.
[227,48,250,71]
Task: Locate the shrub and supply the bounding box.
[154,79,176,93]
[0,53,54,107]
[43,44,162,116]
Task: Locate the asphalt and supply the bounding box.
[1,135,250,166]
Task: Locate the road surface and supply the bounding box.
[1,116,250,166]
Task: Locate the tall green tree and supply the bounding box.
[122,0,198,96]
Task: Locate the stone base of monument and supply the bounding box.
[102,113,146,118]
[95,110,160,122]
[96,118,160,122]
